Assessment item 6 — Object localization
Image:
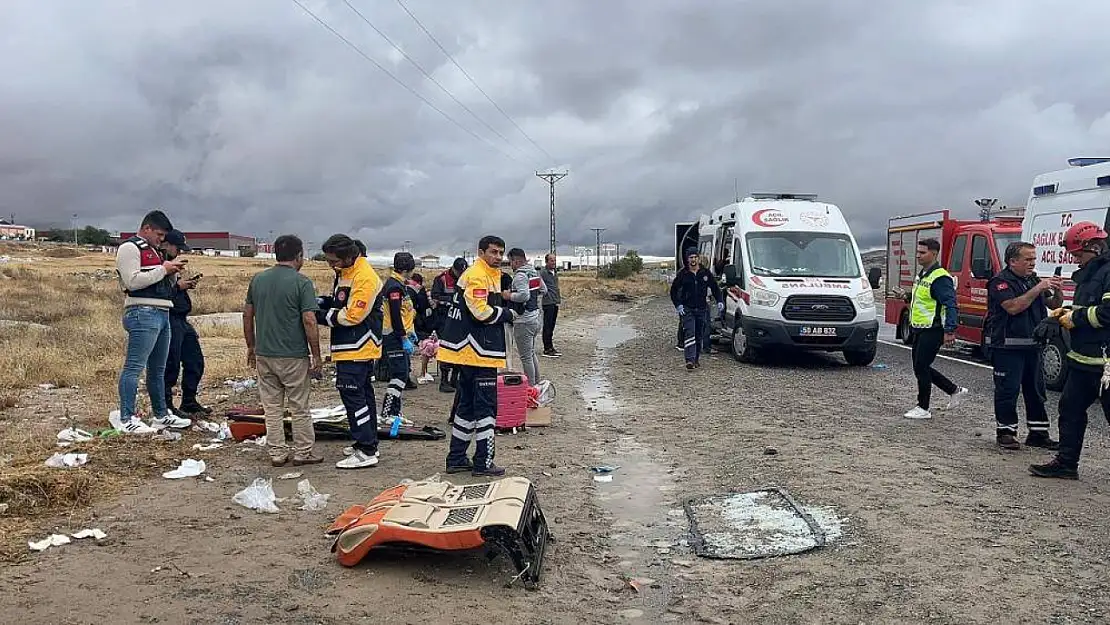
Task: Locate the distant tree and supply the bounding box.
[41,225,111,245]
[601,251,644,279]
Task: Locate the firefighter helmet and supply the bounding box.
[1062,221,1108,255]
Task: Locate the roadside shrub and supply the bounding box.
[601,251,644,279]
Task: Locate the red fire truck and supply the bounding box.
[883,209,1024,352]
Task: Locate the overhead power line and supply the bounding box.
[289,0,521,164]
[394,0,557,165]
[340,0,530,162]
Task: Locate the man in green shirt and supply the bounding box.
[243,235,324,467]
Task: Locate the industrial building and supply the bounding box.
[118,231,257,254]
[0,219,35,240]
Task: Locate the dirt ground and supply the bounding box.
[5,295,1110,624]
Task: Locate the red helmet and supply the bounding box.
[1062,221,1108,254]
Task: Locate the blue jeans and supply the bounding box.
[119,306,172,420]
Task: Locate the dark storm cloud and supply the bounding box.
[2,0,1108,256]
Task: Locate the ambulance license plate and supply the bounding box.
[799,326,837,336]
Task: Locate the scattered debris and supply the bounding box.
[0,503,8,514]
[162,459,206,479]
[589,465,619,474]
[296,479,330,511]
[28,534,71,552]
[37,383,57,391]
[871,363,888,370]
[44,452,88,468]
[194,420,222,434]
[57,427,94,444]
[225,378,257,393]
[152,430,182,442]
[71,529,107,540]
[763,447,779,456]
[233,478,280,513]
[191,443,223,452]
[278,472,303,480]
[594,475,614,483]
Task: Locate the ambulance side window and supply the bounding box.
[949,235,967,272]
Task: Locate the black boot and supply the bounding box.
[996,434,1021,450]
[1029,458,1078,480]
[1024,433,1060,450]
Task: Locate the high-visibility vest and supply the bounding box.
[910,266,950,329]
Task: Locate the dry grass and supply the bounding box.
[0,245,665,560]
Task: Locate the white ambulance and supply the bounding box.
[1021,157,1110,391]
[675,193,878,366]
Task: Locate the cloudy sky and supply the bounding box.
[3,0,1109,256]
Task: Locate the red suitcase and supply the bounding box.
[496,373,529,430]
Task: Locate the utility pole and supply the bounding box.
[536,170,569,256]
[403,240,411,253]
[590,227,606,276]
[72,214,78,245]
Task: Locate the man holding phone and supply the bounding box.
[161,230,210,416]
[986,242,1063,449]
[112,210,193,434]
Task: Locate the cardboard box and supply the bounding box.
[526,406,552,427]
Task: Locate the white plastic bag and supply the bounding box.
[232,478,280,513]
[296,479,330,511]
[533,380,556,407]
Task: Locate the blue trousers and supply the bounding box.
[118,306,171,420]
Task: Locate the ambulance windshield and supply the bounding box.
[746,232,861,278]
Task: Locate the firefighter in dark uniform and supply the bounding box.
[431,257,467,393]
[986,242,1062,450]
[438,236,516,477]
[1031,222,1110,479]
[380,252,417,429]
[669,248,723,370]
[161,230,210,416]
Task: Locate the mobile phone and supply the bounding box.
[1054,266,1062,277]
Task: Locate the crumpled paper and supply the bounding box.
[296,479,330,511]
[45,453,88,468]
[29,529,107,551]
[162,459,206,479]
[57,428,94,444]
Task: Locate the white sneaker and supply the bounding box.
[903,406,932,420]
[945,387,970,410]
[417,374,434,385]
[343,447,383,457]
[151,412,193,430]
[109,411,158,435]
[336,449,379,469]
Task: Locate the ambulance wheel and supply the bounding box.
[898,312,913,345]
[730,318,758,363]
[844,345,877,367]
[1042,338,1068,392]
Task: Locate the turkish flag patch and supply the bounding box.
[996,282,1009,291]
[389,291,401,300]
[354,300,367,309]
[474,288,488,298]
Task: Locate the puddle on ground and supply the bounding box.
[576,310,684,616]
[577,314,641,414]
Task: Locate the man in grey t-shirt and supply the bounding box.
[540,253,562,358]
[243,235,324,467]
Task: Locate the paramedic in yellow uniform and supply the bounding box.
[380,252,417,431]
[317,234,385,470]
[438,235,517,476]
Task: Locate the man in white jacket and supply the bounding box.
[111,210,192,434]
[506,248,547,384]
